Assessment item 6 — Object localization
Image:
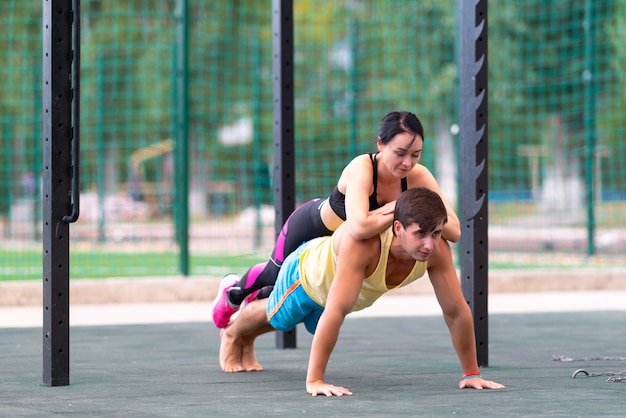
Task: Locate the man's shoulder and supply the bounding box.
[333,227,383,266]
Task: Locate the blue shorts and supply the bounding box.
[266,241,324,335]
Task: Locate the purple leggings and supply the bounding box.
[227,198,334,305]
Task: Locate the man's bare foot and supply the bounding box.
[219,329,245,372]
[241,337,263,371]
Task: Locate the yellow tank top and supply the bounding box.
[299,224,428,311]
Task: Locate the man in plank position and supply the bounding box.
[219,187,505,396]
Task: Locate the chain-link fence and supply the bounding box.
[2,0,625,281]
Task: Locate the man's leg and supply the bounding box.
[220,298,274,372]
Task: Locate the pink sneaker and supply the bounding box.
[211,274,241,328]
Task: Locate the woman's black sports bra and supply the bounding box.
[328,153,408,220]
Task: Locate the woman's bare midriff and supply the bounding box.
[319,199,344,232]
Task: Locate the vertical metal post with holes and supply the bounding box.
[458,0,489,366]
[42,0,80,386]
[272,0,297,349]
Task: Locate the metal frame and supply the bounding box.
[42,0,79,386]
[40,0,489,365]
[458,0,489,366]
[272,0,297,349]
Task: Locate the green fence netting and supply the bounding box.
[1,0,625,281]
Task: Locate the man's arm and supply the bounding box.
[427,240,505,390]
[305,232,379,397]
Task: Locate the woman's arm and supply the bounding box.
[336,157,460,243]
[339,155,397,240]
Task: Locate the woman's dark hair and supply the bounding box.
[377,110,424,145]
[394,187,447,233]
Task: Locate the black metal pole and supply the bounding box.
[272,0,297,349]
[42,0,79,386]
[458,0,489,366]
